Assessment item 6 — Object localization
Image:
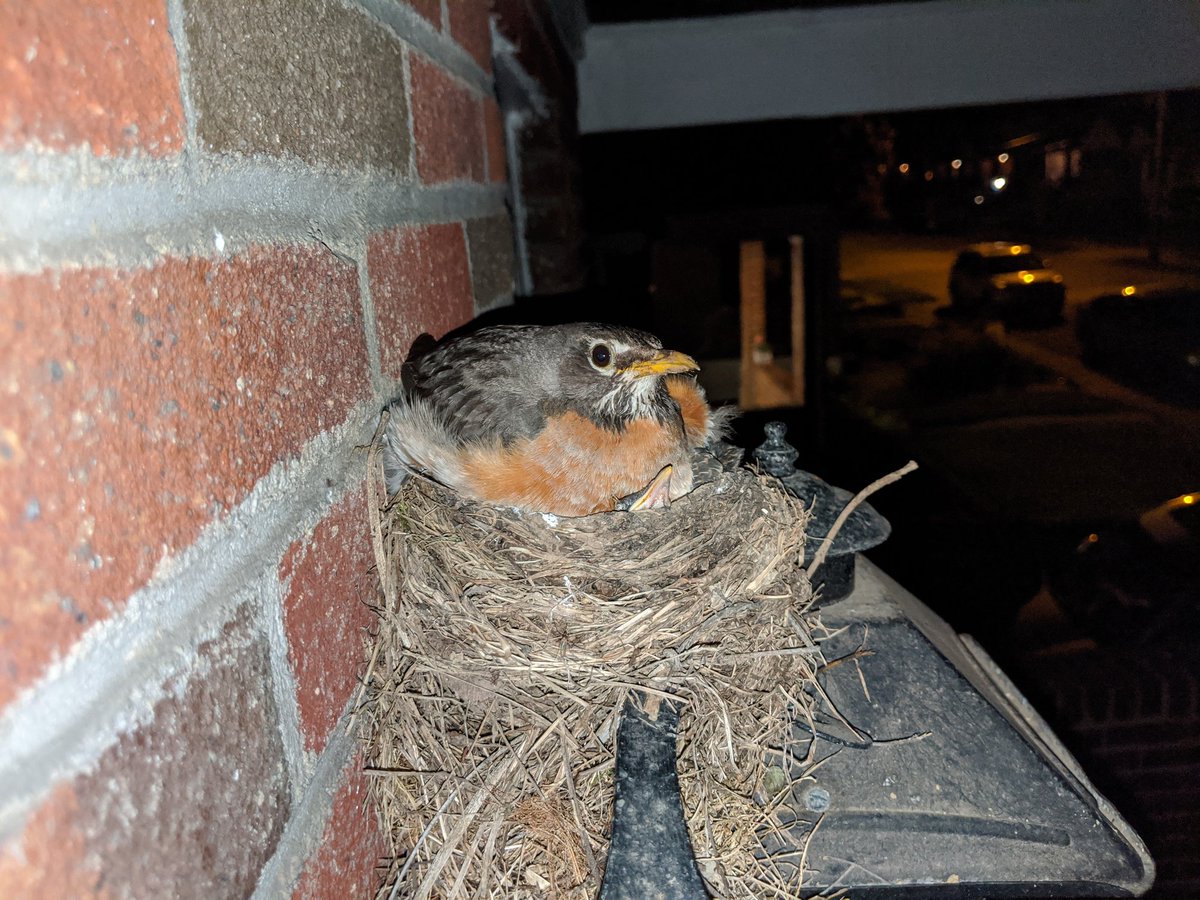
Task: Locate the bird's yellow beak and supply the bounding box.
[623,349,699,378]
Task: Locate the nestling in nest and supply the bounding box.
[359,323,828,896]
[382,323,735,516]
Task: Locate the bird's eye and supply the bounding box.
[590,343,612,368]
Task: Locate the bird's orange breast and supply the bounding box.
[454,410,690,516]
[668,377,712,448]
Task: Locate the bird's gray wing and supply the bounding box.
[406,325,548,446]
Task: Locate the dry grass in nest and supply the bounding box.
[357,443,827,898]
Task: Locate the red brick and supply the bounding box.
[406,0,442,28]
[367,223,474,381]
[0,605,291,897]
[466,215,516,307]
[281,482,379,753]
[186,0,411,173]
[293,754,387,899]
[410,53,485,184]
[484,96,506,183]
[0,245,368,709]
[447,0,492,73]
[0,0,185,156]
[0,783,98,897]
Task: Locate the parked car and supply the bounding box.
[948,242,1066,326]
[1076,285,1200,406]
[1050,493,1200,646]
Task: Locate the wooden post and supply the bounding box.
[789,235,806,406]
[739,240,766,410]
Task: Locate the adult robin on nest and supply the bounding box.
[383,323,730,516]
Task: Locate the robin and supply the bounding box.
[383,323,729,516]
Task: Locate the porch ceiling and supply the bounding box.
[576,0,1200,133]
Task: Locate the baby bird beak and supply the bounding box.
[623,349,699,378]
[617,464,675,512]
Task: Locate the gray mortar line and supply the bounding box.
[251,719,360,899]
[361,178,505,234]
[356,251,388,396]
[0,401,383,839]
[504,110,535,296]
[164,0,201,160]
[262,568,314,807]
[0,154,506,274]
[492,25,550,118]
[464,214,481,313]
[353,0,492,97]
[401,43,418,185]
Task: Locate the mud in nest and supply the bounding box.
[358,448,826,898]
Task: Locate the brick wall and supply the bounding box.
[493,0,586,295]
[1020,652,1200,898]
[0,1,534,896]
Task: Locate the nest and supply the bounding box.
[358,446,827,898]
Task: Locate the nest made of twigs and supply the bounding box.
[358,446,827,898]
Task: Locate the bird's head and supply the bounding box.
[548,323,699,428]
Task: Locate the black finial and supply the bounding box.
[754,421,799,478]
[755,422,892,603]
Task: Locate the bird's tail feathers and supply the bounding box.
[383,398,464,495]
[382,437,412,497]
